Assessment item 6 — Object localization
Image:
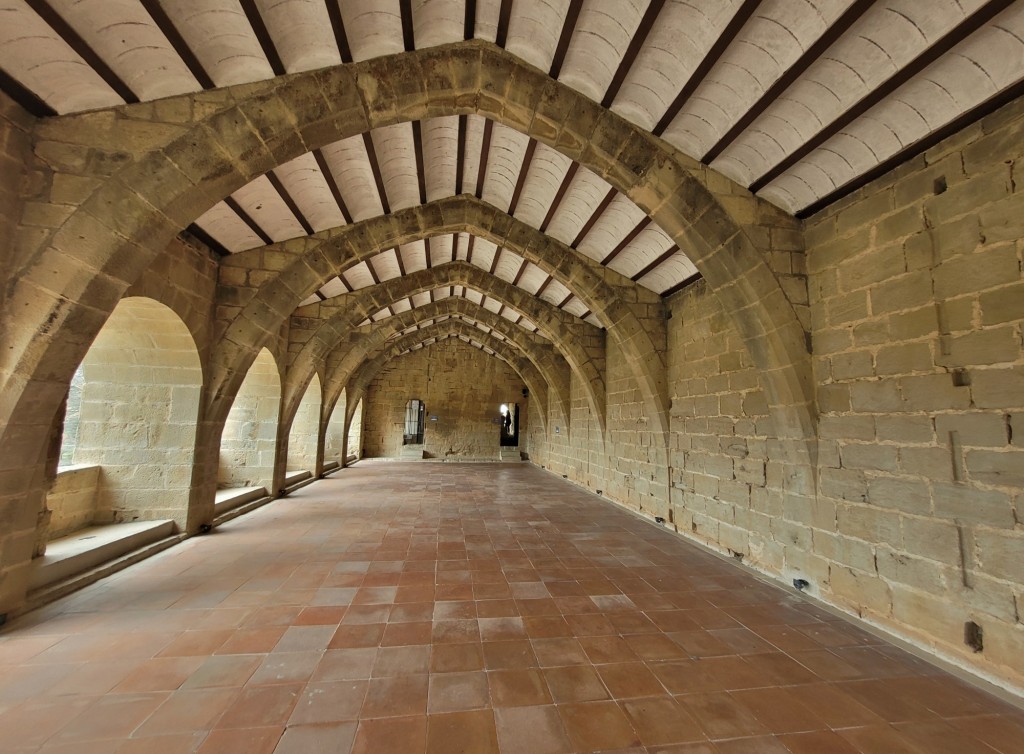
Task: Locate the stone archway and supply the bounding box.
[319,297,571,439]
[0,40,812,613]
[212,196,661,440]
[279,262,602,437]
[56,297,202,531]
[351,321,537,460]
[286,373,321,476]
[3,41,810,492]
[218,347,279,494]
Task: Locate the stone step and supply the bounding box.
[29,520,177,591]
[284,470,312,486]
[214,486,267,515]
[400,444,425,459]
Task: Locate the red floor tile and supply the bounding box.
[0,464,1015,754]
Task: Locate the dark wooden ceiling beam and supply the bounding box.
[502,3,583,232]
[186,223,230,257]
[798,76,1024,218]
[466,236,476,265]
[266,170,314,235]
[550,0,583,78]
[489,246,502,275]
[325,0,354,63]
[749,0,1015,193]
[511,259,530,286]
[535,275,553,298]
[557,292,574,308]
[394,246,407,277]
[570,187,617,248]
[224,196,273,245]
[465,0,476,40]
[0,69,55,117]
[539,162,579,232]
[631,244,679,282]
[399,0,415,51]
[662,272,703,297]
[654,0,762,136]
[456,115,468,194]
[338,275,352,293]
[239,0,286,75]
[312,149,354,224]
[25,0,138,103]
[425,237,433,269]
[475,119,494,199]
[366,258,382,285]
[363,133,392,213]
[495,0,514,47]
[451,233,459,262]
[139,0,215,89]
[412,120,427,204]
[602,0,667,108]
[506,139,537,215]
[702,0,876,164]
[601,217,652,266]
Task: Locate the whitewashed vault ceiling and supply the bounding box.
[3,0,1023,320]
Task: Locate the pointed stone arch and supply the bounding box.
[286,372,321,476]
[281,262,602,435]
[212,196,661,437]
[59,296,202,530]
[319,297,571,437]
[218,347,280,494]
[3,42,811,514]
[347,321,548,438]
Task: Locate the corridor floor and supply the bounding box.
[1,463,1021,753]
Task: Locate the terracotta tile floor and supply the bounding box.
[1,463,1021,753]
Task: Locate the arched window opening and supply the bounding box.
[404,399,425,445]
[348,398,364,460]
[499,402,520,447]
[287,374,321,475]
[324,388,347,469]
[51,297,202,537]
[219,348,280,494]
[59,364,85,468]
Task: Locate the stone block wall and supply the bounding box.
[804,97,1024,685]
[324,391,348,465]
[523,98,1024,691]
[219,349,280,491]
[348,399,364,459]
[666,281,782,571]
[71,298,203,528]
[45,465,101,540]
[363,339,528,460]
[0,92,33,277]
[287,374,321,473]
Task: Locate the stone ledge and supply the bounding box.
[214,486,266,516]
[29,520,178,592]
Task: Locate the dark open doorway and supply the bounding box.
[404,398,425,444]
[499,403,519,447]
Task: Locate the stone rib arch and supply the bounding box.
[318,297,572,438]
[346,321,547,433]
[281,262,605,434]
[3,40,812,515]
[212,195,656,437]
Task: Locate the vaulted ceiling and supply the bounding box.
[4,0,1023,324]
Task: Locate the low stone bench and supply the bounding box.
[29,520,178,594]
